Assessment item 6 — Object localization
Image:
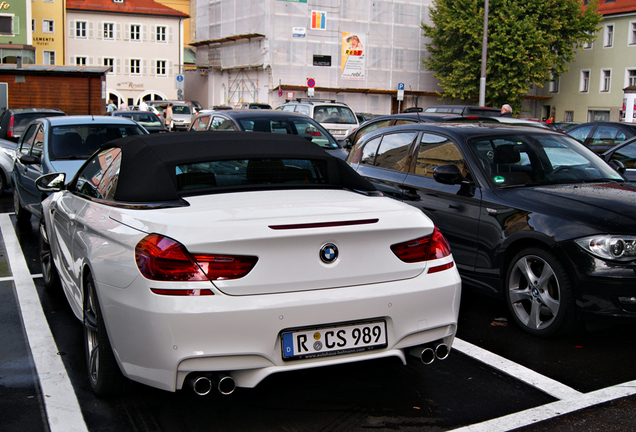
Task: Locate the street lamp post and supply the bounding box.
[479,0,489,107]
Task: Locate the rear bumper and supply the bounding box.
[97,260,461,392]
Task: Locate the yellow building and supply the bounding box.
[31,0,66,65]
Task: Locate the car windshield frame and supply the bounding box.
[467,132,624,189]
[48,124,146,160]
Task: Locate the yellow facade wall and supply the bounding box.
[31,0,66,65]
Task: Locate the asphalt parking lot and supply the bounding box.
[1,198,635,432]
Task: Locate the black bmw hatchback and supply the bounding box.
[347,123,636,336]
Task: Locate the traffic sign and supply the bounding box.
[307,78,316,88]
[397,82,404,101]
[176,74,184,90]
[398,83,405,90]
[278,89,283,97]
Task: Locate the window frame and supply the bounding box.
[600,69,612,93]
[76,20,87,38]
[130,58,141,75]
[156,25,167,42]
[604,23,615,48]
[130,24,141,41]
[42,19,54,33]
[580,69,591,93]
[103,22,114,40]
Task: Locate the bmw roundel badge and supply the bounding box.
[320,243,338,264]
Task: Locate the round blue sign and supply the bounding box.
[307,78,315,88]
[176,74,184,82]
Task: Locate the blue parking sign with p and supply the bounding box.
[398,83,405,90]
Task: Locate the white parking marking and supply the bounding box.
[451,339,636,431]
[1,214,88,432]
[453,338,582,400]
[449,379,636,432]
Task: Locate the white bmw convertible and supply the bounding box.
[36,131,461,396]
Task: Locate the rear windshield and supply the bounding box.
[237,118,340,149]
[50,124,146,159]
[15,112,65,129]
[175,158,329,192]
[117,112,163,128]
[313,106,357,124]
[173,105,191,115]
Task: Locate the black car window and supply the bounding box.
[19,123,39,155]
[74,147,122,200]
[567,125,594,142]
[360,136,382,165]
[31,125,45,158]
[589,126,619,147]
[413,133,466,178]
[175,158,328,191]
[211,116,235,130]
[374,132,416,171]
[610,142,636,169]
[192,115,211,131]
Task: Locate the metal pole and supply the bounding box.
[479,0,489,107]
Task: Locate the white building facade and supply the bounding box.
[66,0,188,108]
[189,0,439,114]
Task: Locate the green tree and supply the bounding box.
[421,0,601,114]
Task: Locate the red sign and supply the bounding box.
[307,78,315,88]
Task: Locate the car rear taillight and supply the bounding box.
[135,234,258,283]
[7,116,14,139]
[305,127,322,137]
[391,227,451,263]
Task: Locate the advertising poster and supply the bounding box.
[341,32,365,80]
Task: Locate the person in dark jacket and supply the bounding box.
[500,104,513,117]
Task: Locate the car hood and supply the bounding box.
[496,181,636,235]
[48,159,87,180]
[111,189,442,296]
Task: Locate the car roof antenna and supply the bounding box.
[409,85,421,123]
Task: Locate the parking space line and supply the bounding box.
[0,214,88,432]
[453,338,582,400]
[449,378,636,432]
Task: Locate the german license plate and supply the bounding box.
[329,129,346,136]
[281,320,387,360]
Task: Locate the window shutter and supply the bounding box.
[69,20,75,37]
[168,26,173,43]
[97,22,103,40]
[88,21,94,38]
[142,24,148,41]
[168,61,174,77]
[13,18,19,35]
[115,58,121,74]
[124,58,130,75]
[88,57,94,66]
[115,23,121,40]
[124,25,130,41]
[70,56,76,65]
[150,25,156,42]
[142,59,148,76]
[97,56,102,66]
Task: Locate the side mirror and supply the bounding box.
[20,154,41,165]
[608,159,626,175]
[36,173,66,193]
[433,164,465,185]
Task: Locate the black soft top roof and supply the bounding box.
[102,131,376,203]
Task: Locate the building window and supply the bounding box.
[600,69,611,92]
[43,51,55,65]
[0,16,13,35]
[76,21,87,38]
[32,18,35,32]
[580,70,590,93]
[130,58,141,74]
[627,69,636,87]
[76,56,87,66]
[103,57,114,73]
[565,111,574,122]
[549,74,559,93]
[156,60,166,75]
[156,26,166,42]
[103,22,114,39]
[630,22,636,45]
[42,19,54,33]
[604,24,614,48]
[130,24,140,41]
